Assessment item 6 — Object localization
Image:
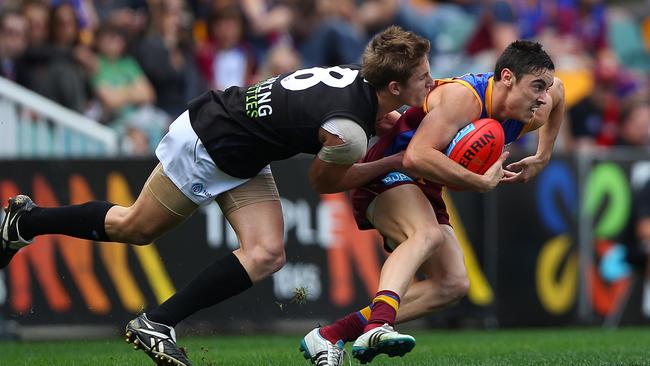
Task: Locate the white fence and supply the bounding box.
[0,77,118,158]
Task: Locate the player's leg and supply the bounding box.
[141,172,283,324]
[300,184,436,364]
[114,165,200,366]
[127,172,281,366]
[122,110,264,366]
[228,201,286,282]
[216,169,286,282]
[0,164,192,268]
[395,224,469,323]
[370,185,445,302]
[315,219,468,341]
[363,184,443,326]
[105,164,195,244]
[352,184,443,363]
[1,110,211,271]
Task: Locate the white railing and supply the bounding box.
[0,77,118,158]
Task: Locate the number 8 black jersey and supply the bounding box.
[188,65,378,179]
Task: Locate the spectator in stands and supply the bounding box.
[136,0,203,117]
[556,0,608,57]
[195,5,257,90]
[240,0,292,39]
[393,0,478,75]
[22,0,49,48]
[93,0,149,47]
[255,42,301,81]
[616,99,650,147]
[91,23,166,155]
[16,2,91,113]
[465,0,519,58]
[238,0,293,63]
[51,0,98,34]
[287,0,365,67]
[464,0,556,75]
[353,0,400,35]
[0,9,28,81]
[567,55,640,149]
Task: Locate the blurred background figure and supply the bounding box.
[255,42,301,80]
[239,0,293,62]
[567,59,640,150]
[51,0,98,44]
[195,4,256,90]
[93,0,148,46]
[0,8,28,81]
[90,22,166,156]
[616,99,650,147]
[0,0,648,158]
[16,2,92,112]
[287,0,366,67]
[135,0,203,117]
[22,0,50,48]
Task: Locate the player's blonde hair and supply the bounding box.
[361,26,430,89]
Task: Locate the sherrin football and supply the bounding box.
[445,118,505,175]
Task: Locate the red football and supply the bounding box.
[445,118,505,175]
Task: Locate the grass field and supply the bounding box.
[1,327,650,365]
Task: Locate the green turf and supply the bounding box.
[1,327,650,365]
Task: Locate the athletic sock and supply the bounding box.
[19,201,114,241]
[320,305,371,343]
[147,252,253,327]
[364,290,400,332]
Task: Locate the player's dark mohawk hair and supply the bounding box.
[494,40,554,81]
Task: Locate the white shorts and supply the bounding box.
[155,110,272,206]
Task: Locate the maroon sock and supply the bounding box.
[320,310,367,343]
[364,290,400,332]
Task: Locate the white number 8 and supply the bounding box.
[280,66,359,91]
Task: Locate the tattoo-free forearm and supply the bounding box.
[309,153,402,194]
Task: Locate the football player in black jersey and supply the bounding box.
[0,26,433,366]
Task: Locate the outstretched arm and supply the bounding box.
[309,153,403,194]
[309,122,403,194]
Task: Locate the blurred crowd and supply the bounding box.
[0,0,650,155]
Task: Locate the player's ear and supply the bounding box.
[501,68,514,87]
[388,80,400,96]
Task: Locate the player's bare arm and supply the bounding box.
[502,77,565,183]
[309,127,403,194]
[403,83,508,192]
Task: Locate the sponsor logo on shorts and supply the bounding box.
[191,183,213,198]
[381,172,413,185]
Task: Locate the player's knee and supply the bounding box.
[136,228,162,245]
[440,275,470,304]
[112,214,161,245]
[412,226,444,256]
[124,224,159,245]
[248,242,286,276]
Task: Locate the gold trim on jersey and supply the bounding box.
[429,78,484,115]
[486,77,494,118]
